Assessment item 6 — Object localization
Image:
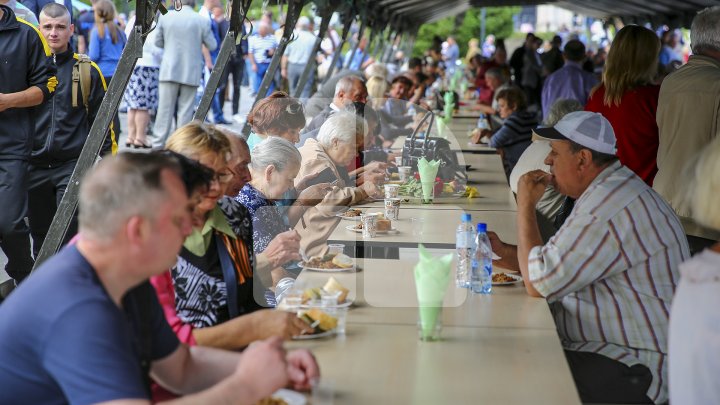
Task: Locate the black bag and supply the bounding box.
[401,111,467,182]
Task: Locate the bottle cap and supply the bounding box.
[476,223,487,232]
[461,213,472,222]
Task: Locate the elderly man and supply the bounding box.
[301,75,368,141]
[281,16,317,100]
[248,21,278,96]
[150,0,217,147]
[491,111,689,404]
[655,6,720,219]
[0,152,319,403]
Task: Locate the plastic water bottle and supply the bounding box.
[455,214,474,288]
[471,223,493,294]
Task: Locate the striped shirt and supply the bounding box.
[528,162,690,404]
[489,110,537,175]
[248,34,277,64]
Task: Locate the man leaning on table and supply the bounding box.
[490,111,689,404]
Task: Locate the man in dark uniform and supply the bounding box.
[0,3,57,288]
[29,2,113,258]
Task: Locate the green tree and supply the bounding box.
[412,6,519,58]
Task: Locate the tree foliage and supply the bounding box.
[412,6,519,58]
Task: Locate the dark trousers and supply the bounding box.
[564,350,653,404]
[27,160,77,259]
[0,159,34,282]
[222,56,244,114]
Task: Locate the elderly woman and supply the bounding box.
[246,91,306,152]
[295,111,383,255]
[149,123,311,356]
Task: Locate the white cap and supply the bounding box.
[533,111,617,155]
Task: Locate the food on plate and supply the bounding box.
[323,276,350,303]
[256,398,288,405]
[304,253,353,269]
[341,208,362,217]
[492,273,519,283]
[302,287,323,302]
[300,308,338,332]
[331,253,354,268]
[389,172,400,180]
[376,218,392,231]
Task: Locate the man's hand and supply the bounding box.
[517,170,550,209]
[361,180,383,199]
[286,349,320,391]
[363,161,388,173]
[205,60,214,71]
[0,93,10,112]
[487,231,519,272]
[251,310,314,340]
[281,67,288,79]
[264,230,301,267]
[233,337,288,400]
[295,171,323,192]
[252,63,258,72]
[297,183,334,206]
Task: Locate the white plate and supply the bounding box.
[292,329,337,340]
[300,300,353,309]
[335,211,363,221]
[298,261,356,272]
[270,388,307,405]
[491,273,523,286]
[345,225,399,234]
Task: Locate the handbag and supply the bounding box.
[401,111,467,182]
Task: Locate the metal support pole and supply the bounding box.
[292,3,334,99]
[343,20,365,69]
[322,9,354,84]
[382,29,399,63]
[33,0,165,269]
[241,0,304,137]
[194,0,252,121]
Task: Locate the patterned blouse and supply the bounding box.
[171,197,261,328]
[235,183,288,254]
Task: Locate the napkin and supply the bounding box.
[443,92,455,120]
[417,157,440,201]
[414,244,453,336]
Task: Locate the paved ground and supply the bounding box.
[1,85,256,285]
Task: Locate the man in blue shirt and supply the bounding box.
[0,152,319,404]
[541,39,598,120]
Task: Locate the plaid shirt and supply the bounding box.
[529,162,690,404]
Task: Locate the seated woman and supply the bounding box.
[487,86,538,180]
[246,91,306,151]
[151,123,310,349]
[296,111,384,256]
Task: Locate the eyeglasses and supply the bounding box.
[212,170,234,184]
[285,102,304,115]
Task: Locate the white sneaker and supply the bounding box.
[232,114,245,124]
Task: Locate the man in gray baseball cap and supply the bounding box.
[490,111,689,404]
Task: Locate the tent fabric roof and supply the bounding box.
[368,0,720,30]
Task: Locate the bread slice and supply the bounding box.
[323,276,349,303]
[304,308,338,331]
[376,218,392,231]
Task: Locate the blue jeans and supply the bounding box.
[253,62,274,95]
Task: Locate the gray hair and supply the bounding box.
[317,110,367,147]
[691,6,720,54]
[334,75,362,97]
[250,136,301,172]
[544,99,584,126]
[79,153,181,240]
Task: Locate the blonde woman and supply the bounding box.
[585,25,661,185]
[366,75,388,110]
[89,0,126,141]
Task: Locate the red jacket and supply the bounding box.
[585,84,660,185]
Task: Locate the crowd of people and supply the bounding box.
[0,0,719,403]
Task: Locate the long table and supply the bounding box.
[288,258,581,404]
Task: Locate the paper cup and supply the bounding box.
[384,198,401,220]
[384,184,400,199]
[360,214,378,238]
[398,166,412,182]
